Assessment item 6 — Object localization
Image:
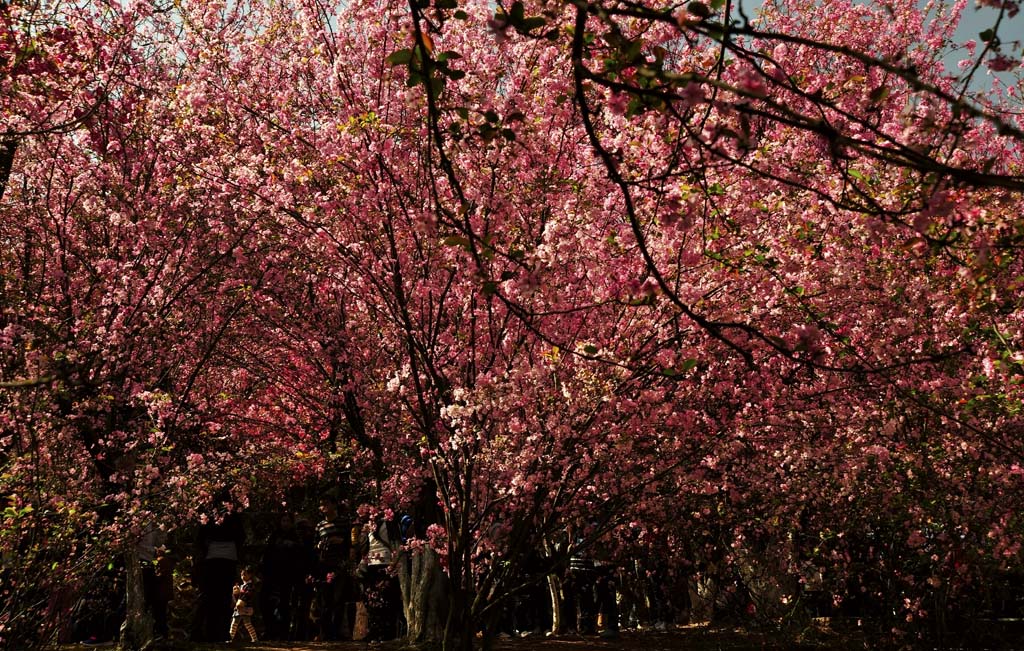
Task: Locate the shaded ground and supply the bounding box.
[64,619,1024,649]
[142,623,866,651]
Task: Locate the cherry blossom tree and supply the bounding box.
[378,0,1024,644]
[0,3,312,647]
[3,0,1024,650]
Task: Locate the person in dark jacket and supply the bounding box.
[314,497,353,640]
[289,517,320,641]
[190,512,244,642]
[260,513,302,640]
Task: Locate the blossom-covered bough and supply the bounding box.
[395,0,1024,646]
[2,0,1023,649]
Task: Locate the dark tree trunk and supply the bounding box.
[442,585,476,651]
[0,137,17,202]
[119,548,154,651]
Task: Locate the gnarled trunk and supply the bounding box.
[547,573,563,634]
[398,547,447,646]
[118,549,154,651]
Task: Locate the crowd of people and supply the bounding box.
[182,501,682,643]
[187,496,404,644]
[69,494,686,645]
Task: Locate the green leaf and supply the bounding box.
[849,169,866,181]
[385,48,413,66]
[868,85,889,104]
[687,1,711,18]
[429,76,444,99]
[442,235,471,249]
[481,280,499,296]
[454,9,468,19]
[436,50,462,62]
[625,97,646,117]
[522,16,547,31]
[510,1,525,23]
[680,358,699,371]
[623,39,644,64]
[583,344,599,355]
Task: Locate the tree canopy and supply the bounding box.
[1,0,1023,648]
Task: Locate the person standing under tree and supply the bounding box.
[190,511,245,642]
[357,516,402,642]
[315,496,353,640]
[136,526,172,640]
[260,512,301,640]
[230,566,259,643]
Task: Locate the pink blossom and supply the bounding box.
[681,81,706,108]
[986,54,1019,72]
[865,445,891,463]
[976,0,1020,17]
[606,91,630,115]
[487,16,511,43]
[738,70,768,98]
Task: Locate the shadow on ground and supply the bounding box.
[142,622,865,651]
